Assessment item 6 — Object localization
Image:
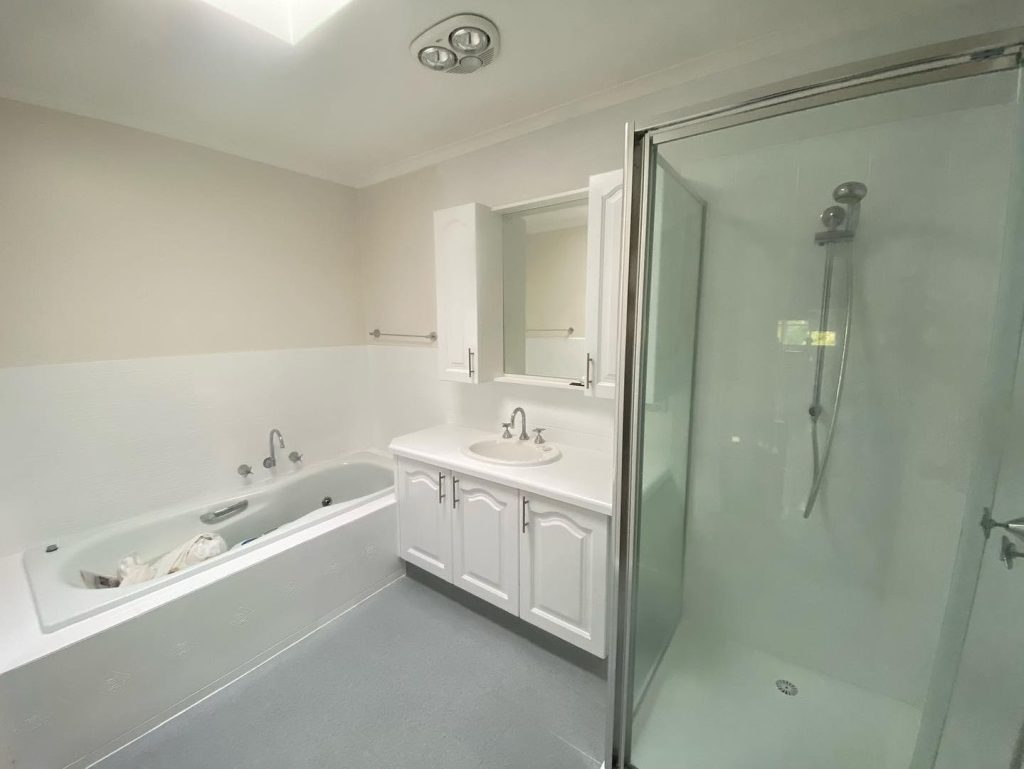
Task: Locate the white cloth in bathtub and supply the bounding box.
[118,533,228,586]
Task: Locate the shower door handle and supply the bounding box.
[1000,536,1024,570]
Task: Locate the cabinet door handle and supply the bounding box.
[452,477,459,509]
[585,353,593,389]
[438,472,446,504]
[521,497,529,533]
[468,348,475,379]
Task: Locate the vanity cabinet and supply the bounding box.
[396,458,452,580]
[394,458,609,657]
[451,472,520,614]
[519,493,608,657]
[433,203,502,383]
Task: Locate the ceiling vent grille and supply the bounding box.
[410,14,499,75]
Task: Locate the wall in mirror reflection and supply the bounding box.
[503,197,588,380]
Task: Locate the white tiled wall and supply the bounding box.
[0,346,375,557]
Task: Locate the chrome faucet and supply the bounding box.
[263,428,285,469]
[509,407,528,441]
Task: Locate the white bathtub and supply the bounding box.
[23,451,395,632]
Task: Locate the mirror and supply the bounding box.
[501,196,588,381]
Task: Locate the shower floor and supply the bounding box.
[92,574,605,769]
[631,622,921,769]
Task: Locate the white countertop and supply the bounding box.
[389,424,613,516]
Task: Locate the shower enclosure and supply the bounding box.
[608,31,1024,769]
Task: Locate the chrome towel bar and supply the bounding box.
[369,328,437,341]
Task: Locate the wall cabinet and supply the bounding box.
[396,458,452,580]
[584,170,625,399]
[433,170,623,395]
[395,458,609,657]
[433,203,502,383]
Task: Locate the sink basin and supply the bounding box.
[464,438,562,466]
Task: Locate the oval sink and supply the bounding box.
[464,438,562,466]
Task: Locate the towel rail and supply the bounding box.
[526,326,575,336]
[369,328,437,342]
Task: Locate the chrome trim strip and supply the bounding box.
[651,52,1020,146]
[641,29,1023,135]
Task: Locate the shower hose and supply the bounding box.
[804,243,852,519]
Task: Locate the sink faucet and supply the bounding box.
[263,428,285,468]
[509,407,528,441]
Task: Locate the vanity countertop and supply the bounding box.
[389,424,613,516]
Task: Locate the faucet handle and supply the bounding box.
[532,428,547,445]
[237,464,254,477]
[501,423,513,439]
[288,451,303,464]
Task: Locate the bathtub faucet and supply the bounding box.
[263,429,286,469]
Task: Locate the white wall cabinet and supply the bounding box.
[584,169,625,399]
[433,203,502,383]
[395,459,609,657]
[519,492,608,657]
[451,472,520,614]
[396,458,452,580]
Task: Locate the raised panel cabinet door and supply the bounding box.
[584,169,625,399]
[451,473,519,614]
[519,493,609,657]
[396,458,452,581]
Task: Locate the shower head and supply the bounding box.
[833,181,867,204]
[820,205,846,231]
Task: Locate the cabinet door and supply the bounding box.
[584,169,625,399]
[451,473,519,614]
[519,493,609,657]
[396,458,452,580]
[434,203,500,383]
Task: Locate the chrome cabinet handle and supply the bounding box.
[585,353,593,389]
[468,348,475,379]
[438,472,446,504]
[521,497,529,533]
[200,499,248,524]
[452,476,459,509]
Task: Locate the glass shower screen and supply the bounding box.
[617,54,1024,769]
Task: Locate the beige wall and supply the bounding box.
[0,98,362,368]
[525,226,587,334]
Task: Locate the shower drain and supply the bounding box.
[775,679,799,696]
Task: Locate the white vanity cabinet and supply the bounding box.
[451,472,520,614]
[433,203,502,383]
[519,493,608,657]
[393,452,610,657]
[396,458,452,580]
[584,169,625,399]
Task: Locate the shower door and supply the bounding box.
[610,34,1024,769]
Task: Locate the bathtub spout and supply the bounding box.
[263,428,286,469]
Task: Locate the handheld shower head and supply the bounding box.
[820,205,846,231]
[833,181,867,204]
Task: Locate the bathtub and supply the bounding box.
[23,451,395,632]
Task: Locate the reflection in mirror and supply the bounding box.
[502,197,588,380]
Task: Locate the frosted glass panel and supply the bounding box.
[630,157,704,705]
[628,68,1022,769]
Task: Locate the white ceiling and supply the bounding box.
[0,0,981,187]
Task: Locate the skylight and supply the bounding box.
[199,0,356,44]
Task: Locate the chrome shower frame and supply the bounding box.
[606,29,1023,769]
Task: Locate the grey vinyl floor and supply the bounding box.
[94,573,606,769]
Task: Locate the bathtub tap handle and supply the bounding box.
[237,464,254,477]
[288,451,303,464]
